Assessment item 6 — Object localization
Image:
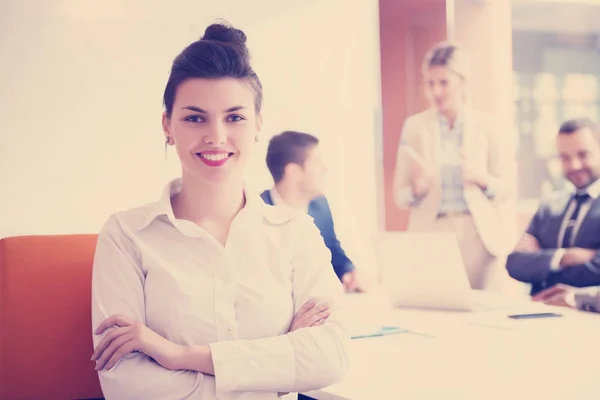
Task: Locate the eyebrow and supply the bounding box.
[181,105,247,113]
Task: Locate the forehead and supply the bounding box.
[173,78,255,111]
[425,66,455,80]
[557,128,598,150]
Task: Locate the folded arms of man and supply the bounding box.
[506,207,600,291]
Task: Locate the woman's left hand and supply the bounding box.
[92,314,184,371]
[288,300,331,332]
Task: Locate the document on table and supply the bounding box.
[350,325,407,339]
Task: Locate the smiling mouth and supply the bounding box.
[569,170,587,177]
[197,152,234,161]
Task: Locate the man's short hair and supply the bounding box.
[558,118,598,136]
[265,131,319,183]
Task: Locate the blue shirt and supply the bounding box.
[259,190,355,281]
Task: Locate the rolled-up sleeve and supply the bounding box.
[210,214,350,394]
[91,215,204,400]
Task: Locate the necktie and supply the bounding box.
[561,193,590,248]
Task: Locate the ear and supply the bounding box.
[162,112,172,143]
[253,113,263,142]
[255,113,263,132]
[284,162,302,180]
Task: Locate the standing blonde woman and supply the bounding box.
[393,42,516,291]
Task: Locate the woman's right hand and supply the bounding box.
[405,145,432,199]
[288,299,331,332]
[411,163,434,198]
[412,174,432,198]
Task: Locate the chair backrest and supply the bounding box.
[0,234,103,400]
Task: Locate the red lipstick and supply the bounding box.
[197,151,232,167]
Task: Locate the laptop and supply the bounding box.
[372,232,480,311]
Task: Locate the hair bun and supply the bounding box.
[202,23,247,46]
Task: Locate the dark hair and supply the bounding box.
[558,118,598,136]
[266,131,319,183]
[163,22,263,117]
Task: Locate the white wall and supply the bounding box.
[0,0,381,279]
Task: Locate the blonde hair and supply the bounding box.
[422,41,471,82]
[422,41,471,104]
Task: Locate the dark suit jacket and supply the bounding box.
[506,192,600,295]
[260,190,355,280]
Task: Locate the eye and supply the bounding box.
[227,114,245,122]
[184,115,205,123]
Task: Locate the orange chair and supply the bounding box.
[0,235,104,400]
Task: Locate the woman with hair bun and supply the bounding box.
[90,23,349,400]
[393,41,516,291]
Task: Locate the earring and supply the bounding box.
[164,136,171,158]
[164,136,170,159]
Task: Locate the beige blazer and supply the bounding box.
[393,107,517,257]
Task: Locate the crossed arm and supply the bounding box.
[91,215,349,399]
[506,212,600,290]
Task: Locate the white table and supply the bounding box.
[302,288,600,400]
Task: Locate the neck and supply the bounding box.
[173,172,245,224]
[274,181,312,210]
[440,104,463,128]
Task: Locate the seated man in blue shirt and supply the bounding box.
[261,130,366,292]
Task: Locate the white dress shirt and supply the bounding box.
[550,178,600,270]
[91,178,349,400]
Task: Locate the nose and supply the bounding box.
[431,84,443,98]
[569,158,584,171]
[203,122,227,145]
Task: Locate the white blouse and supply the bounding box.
[91,179,349,400]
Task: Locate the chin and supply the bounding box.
[311,190,325,199]
[433,100,446,110]
[572,180,590,190]
[568,173,593,188]
[183,167,239,187]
